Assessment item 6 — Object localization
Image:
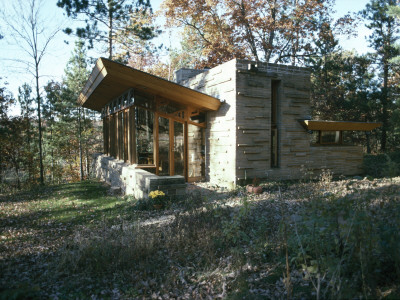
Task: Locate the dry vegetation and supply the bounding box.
[1,175,400,299]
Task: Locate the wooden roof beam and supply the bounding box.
[78,58,221,112]
[299,120,382,131]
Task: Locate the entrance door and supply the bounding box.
[173,121,184,176]
[157,117,185,177]
[158,116,169,176]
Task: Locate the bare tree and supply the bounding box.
[1,0,60,184]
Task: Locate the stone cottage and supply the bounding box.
[79,58,380,197]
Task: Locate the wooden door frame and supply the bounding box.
[169,119,174,176]
[154,116,187,180]
[170,120,186,180]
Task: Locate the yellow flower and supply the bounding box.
[149,190,165,199]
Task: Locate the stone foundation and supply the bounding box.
[93,154,186,199]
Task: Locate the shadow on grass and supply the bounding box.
[1,178,400,298]
[0,180,109,203]
[0,181,132,231]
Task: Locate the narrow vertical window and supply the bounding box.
[123,110,129,162]
[158,116,169,175]
[271,80,280,168]
[129,106,136,164]
[173,121,184,176]
[118,112,124,160]
[103,117,108,155]
[110,114,116,158]
[136,107,154,165]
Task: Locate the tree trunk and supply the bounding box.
[84,108,90,177]
[291,0,299,66]
[239,0,259,62]
[108,0,113,59]
[86,150,90,178]
[381,57,389,152]
[15,165,21,190]
[366,132,371,154]
[51,124,54,184]
[36,64,44,185]
[264,3,276,63]
[26,116,32,182]
[12,156,21,190]
[78,106,84,181]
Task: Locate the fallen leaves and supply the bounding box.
[1,177,400,298]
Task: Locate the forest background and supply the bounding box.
[0,0,400,191]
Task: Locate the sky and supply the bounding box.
[0,0,372,112]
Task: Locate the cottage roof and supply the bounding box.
[78,58,221,112]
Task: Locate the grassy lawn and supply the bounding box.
[1,176,400,299]
[0,181,137,299]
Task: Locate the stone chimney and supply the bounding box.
[174,68,208,84]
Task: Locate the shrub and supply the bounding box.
[132,198,154,210]
[363,154,398,178]
[388,151,400,166]
[288,186,400,299]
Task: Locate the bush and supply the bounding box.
[388,151,400,166]
[289,191,400,299]
[363,154,399,178]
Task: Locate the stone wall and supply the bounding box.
[93,154,186,198]
[180,60,238,188]
[235,60,313,181]
[182,59,365,185]
[174,69,208,84]
[308,145,364,176]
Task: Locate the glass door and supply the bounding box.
[173,121,184,176]
[158,116,169,176]
[157,117,185,177]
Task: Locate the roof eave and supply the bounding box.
[78,58,221,112]
[299,120,382,131]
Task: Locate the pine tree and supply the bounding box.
[0,79,13,187]
[18,83,36,182]
[361,0,400,152]
[64,40,91,181]
[57,0,152,59]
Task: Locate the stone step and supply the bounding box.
[154,183,187,191]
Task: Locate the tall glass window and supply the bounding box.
[119,111,124,160]
[158,117,169,175]
[174,122,184,176]
[103,89,211,180]
[135,107,154,164]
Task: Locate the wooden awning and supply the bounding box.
[300,120,382,131]
[78,58,221,112]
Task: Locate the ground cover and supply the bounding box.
[1,176,400,299]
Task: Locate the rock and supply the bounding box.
[109,186,121,195]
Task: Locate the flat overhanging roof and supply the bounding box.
[78,58,221,112]
[300,120,382,131]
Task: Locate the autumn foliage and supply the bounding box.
[162,0,336,67]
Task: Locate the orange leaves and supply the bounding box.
[162,0,335,65]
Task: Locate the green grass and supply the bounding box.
[1,177,400,299]
[0,181,133,230]
[0,180,140,299]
